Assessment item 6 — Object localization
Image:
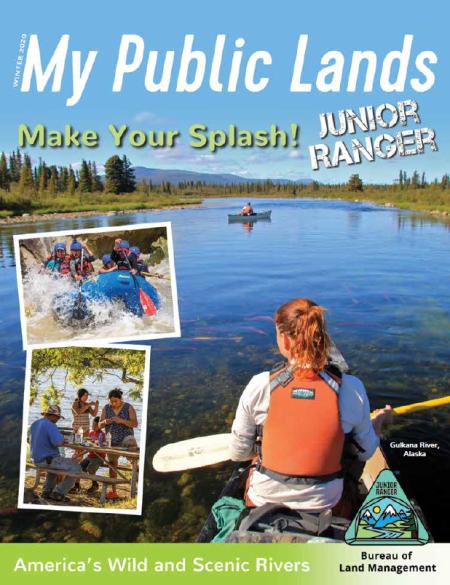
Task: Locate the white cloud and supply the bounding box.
[288,150,302,159]
[133,111,167,124]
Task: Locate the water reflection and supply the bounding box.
[397,211,450,231]
[227,216,272,234]
[0,197,449,541]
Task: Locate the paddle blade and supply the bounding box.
[153,433,232,472]
[139,288,157,316]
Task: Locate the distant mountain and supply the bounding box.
[133,166,312,186]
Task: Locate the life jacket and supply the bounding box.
[44,255,58,272]
[72,255,92,276]
[116,250,137,271]
[59,256,71,275]
[45,255,71,275]
[136,259,148,273]
[257,364,345,485]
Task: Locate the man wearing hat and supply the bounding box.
[30,405,81,502]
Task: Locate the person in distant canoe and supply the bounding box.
[99,388,138,500]
[69,240,95,281]
[241,202,254,216]
[43,242,71,276]
[230,298,392,513]
[98,254,117,274]
[130,247,149,275]
[110,240,139,274]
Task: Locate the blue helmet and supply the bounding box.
[102,254,112,265]
[70,241,82,251]
[54,242,66,252]
[130,246,140,255]
[119,240,130,249]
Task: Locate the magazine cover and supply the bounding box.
[0,1,448,583]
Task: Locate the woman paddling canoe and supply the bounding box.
[230,298,392,513]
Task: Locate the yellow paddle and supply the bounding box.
[371,395,450,420]
[392,395,450,416]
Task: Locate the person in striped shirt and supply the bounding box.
[71,388,99,435]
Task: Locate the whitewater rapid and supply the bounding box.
[23,259,176,345]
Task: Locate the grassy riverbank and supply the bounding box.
[196,185,450,214]
[0,191,202,219]
[307,188,450,214]
[1,186,448,220]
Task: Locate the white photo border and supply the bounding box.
[17,343,151,516]
[13,221,181,350]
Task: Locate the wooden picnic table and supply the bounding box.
[64,441,140,497]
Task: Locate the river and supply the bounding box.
[0,197,448,541]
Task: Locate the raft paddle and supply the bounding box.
[140,271,168,280]
[124,254,157,316]
[153,395,450,472]
[73,245,84,320]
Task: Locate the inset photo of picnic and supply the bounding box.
[18,345,150,515]
[14,222,180,348]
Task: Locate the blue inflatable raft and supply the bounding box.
[52,271,160,324]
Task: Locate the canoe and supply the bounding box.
[52,271,160,324]
[197,352,431,543]
[197,447,394,543]
[228,211,272,222]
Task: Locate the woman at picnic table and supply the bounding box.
[99,388,138,500]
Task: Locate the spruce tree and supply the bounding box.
[347,173,363,192]
[59,166,69,192]
[122,155,136,193]
[0,152,10,191]
[9,152,19,183]
[104,155,124,194]
[78,159,92,192]
[16,149,23,174]
[68,167,76,195]
[38,161,47,194]
[18,154,34,195]
[91,161,103,192]
[48,166,58,195]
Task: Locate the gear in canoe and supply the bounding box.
[52,270,160,325]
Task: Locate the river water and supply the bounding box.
[0,197,449,540]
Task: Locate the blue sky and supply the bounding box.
[0,0,448,183]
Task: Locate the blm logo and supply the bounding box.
[345,469,429,545]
